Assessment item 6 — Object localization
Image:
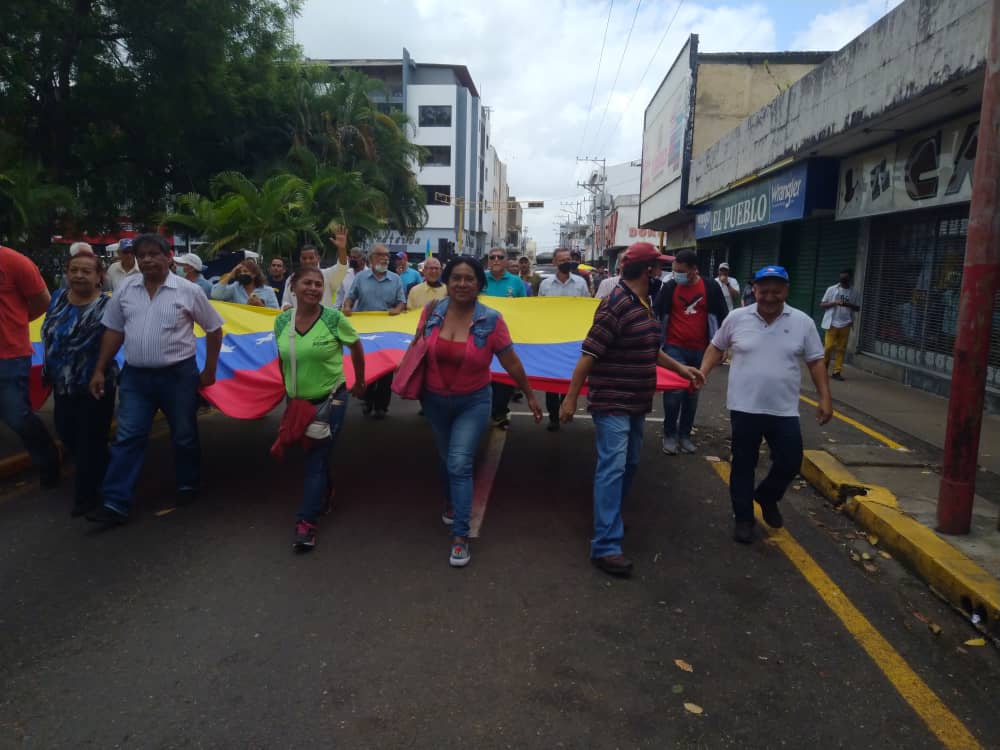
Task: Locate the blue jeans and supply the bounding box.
[298,387,349,522]
[662,345,703,439]
[101,359,201,515]
[729,411,803,523]
[592,413,645,558]
[0,357,59,475]
[421,386,492,538]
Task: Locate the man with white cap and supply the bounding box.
[715,262,741,312]
[174,252,212,296]
[106,238,141,292]
[699,265,832,545]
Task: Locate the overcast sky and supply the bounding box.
[294,0,903,249]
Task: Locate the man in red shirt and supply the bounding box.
[652,248,730,455]
[0,246,60,486]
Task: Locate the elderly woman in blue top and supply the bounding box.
[211,258,279,308]
[41,251,118,516]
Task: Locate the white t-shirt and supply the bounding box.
[711,303,824,417]
[595,275,620,299]
[820,284,862,329]
[282,262,348,309]
[107,260,141,292]
[538,274,590,297]
[716,276,740,311]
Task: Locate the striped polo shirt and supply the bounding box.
[582,281,662,415]
[102,273,224,368]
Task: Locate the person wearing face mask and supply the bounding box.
[652,248,729,455]
[407,256,447,309]
[538,247,590,431]
[715,262,741,312]
[819,269,862,381]
[211,258,279,308]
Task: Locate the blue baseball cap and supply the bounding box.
[754,265,789,282]
[118,238,134,252]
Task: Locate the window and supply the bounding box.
[422,185,451,205]
[375,102,401,115]
[424,146,451,167]
[419,105,452,127]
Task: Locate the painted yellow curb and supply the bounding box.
[801,449,1000,637]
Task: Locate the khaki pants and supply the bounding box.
[824,326,851,374]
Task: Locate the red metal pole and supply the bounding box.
[937,0,1000,535]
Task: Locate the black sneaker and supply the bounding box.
[546,421,560,432]
[294,520,317,551]
[759,502,783,528]
[86,506,128,527]
[733,520,755,544]
[832,372,845,381]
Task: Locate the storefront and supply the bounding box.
[835,112,1000,406]
[693,159,840,314]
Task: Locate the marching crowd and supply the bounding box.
[0,232,863,574]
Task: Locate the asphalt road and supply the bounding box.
[1,372,999,749]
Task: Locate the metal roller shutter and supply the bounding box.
[812,220,861,329]
[780,221,820,318]
[860,208,1000,390]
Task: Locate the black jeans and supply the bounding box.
[53,387,116,510]
[729,410,803,523]
[545,392,565,424]
[491,382,514,420]
[365,373,394,412]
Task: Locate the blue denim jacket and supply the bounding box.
[422,297,503,349]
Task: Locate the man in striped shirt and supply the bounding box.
[87,234,224,526]
[560,242,704,577]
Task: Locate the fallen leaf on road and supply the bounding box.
[928,623,942,636]
[672,684,684,694]
[867,535,879,545]
[913,612,930,624]
[878,551,892,560]
[683,702,704,715]
[154,508,176,517]
[956,647,968,655]
[863,563,878,574]
[964,638,986,647]
[861,552,872,561]
[674,659,694,673]
[850,552,861,562]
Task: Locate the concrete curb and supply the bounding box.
[801,449,1000,638]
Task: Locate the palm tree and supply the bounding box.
[0,159,77,246]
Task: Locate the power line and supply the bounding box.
[588,0,643,152]
[597,0,685,155]
[576,0,615,158]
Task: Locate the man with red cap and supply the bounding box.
[560,242,704,577]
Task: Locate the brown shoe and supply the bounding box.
[592,554,633,577]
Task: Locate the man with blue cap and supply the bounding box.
[699,265,832,544]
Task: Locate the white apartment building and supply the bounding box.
[318,49,510,260]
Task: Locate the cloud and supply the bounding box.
[790,0,904,50]
[294,1,778,249]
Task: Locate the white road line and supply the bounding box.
[469,426,508,538]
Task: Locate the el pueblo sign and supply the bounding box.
[837,113,979,220]
[695,162,809,239]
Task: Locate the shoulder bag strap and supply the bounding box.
[288,319,297,399]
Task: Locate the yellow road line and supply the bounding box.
[710,459,981,750]
[799,394,908,451]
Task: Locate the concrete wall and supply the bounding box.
[690,0,990,204]
[692,62,823,157]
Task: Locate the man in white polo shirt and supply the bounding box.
[700,265,832,544]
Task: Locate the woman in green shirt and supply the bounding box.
[275,268,366,551]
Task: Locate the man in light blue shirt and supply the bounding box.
[174,253,213,296]
[395,252,423,294]
[343,244,405,418]
[483,249,526,298]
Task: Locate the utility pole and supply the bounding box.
[577,156,606,262]
[937,0,1000,535]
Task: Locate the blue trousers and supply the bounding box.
[662,345,703,439]
[422,386,492,538]
[592,413,645,558]
[298,387,349,522]
[54,387,115,509]
[0,356,59,475]
[729,411,803,523]
[101,359,201,515]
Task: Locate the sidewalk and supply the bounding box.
[798,363,1000,638]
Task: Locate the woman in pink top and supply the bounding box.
[417,256,541,567]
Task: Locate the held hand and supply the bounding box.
[817,397,833,425]
[559,395,577,423]
[350,380,367,399]
[683,366,706,390]
[89,371,106,400]
[388,307,402,316]
[247,294,264,307]
[526,393,543,423]
[199,369,217,389]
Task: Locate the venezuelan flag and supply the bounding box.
[29,297,689,419]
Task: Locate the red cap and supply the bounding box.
[620,242,662,267]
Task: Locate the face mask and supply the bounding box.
[236,273,253,285]
[558,262,577,274]
[673,271,690,285]
[374,262,389,274]
[840,278,851,288]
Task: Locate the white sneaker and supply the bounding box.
[449,541,471,567]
